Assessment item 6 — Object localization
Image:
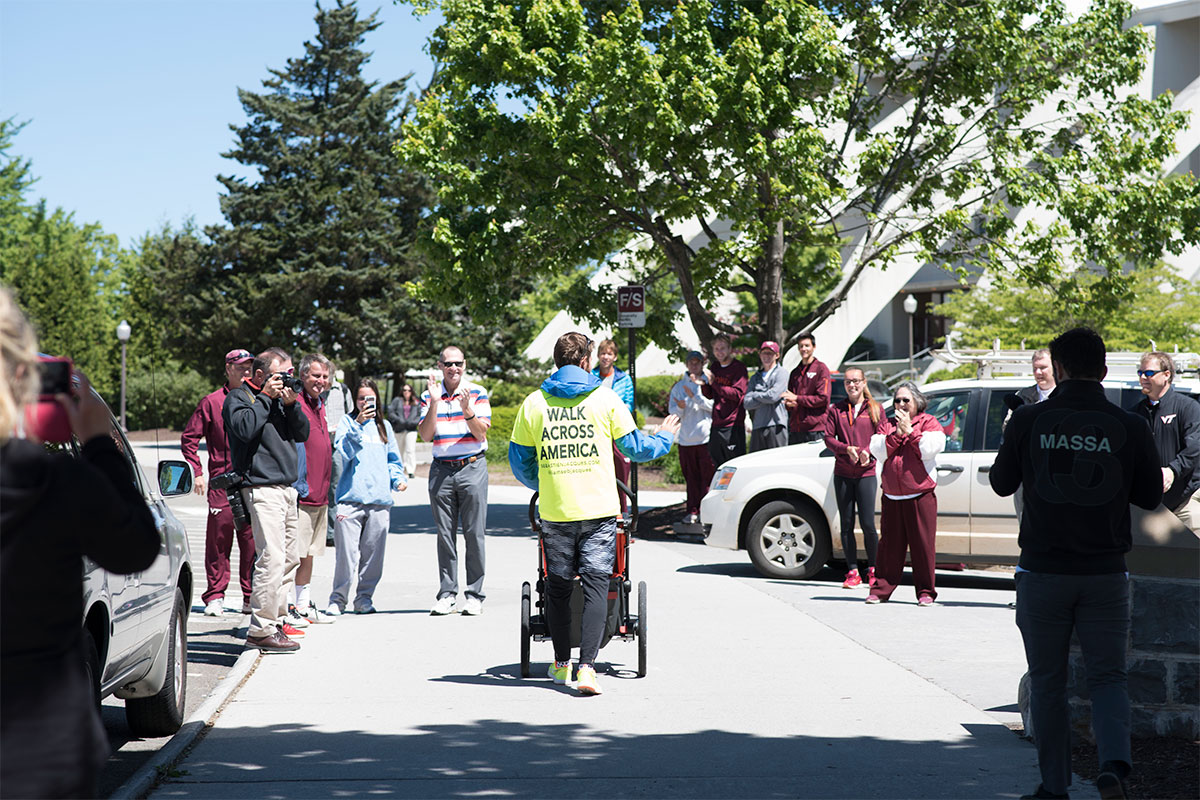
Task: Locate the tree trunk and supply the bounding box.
[760,219,785,346]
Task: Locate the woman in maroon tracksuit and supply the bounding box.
[822,367,885,589]
[867,382,947,606]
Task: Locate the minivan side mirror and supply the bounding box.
[158,461,193,496]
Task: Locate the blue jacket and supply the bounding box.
[508,365,675,491]
[333,416,406,507]
[591,365,635,413]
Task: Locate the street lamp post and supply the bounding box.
[116,319,131,430]
[903,294,918,376]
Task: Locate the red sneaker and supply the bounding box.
[867,566,877,588]
[842,569,862,588]
[279,622,306,638]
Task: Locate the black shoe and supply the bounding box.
[1096,771,1127,800]
[1020,786,1069,799]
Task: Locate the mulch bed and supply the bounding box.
[1066,733,1199,800]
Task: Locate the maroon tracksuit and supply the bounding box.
[787,358,831,436]
[870,413,944,602]
[181,385,255,606]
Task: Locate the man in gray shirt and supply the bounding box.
[744,341,789,451]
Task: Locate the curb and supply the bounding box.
[109,648,261,800]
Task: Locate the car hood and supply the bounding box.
[722,440,830,470]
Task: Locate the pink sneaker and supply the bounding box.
[867,567,877,588]
[842,569,862,588]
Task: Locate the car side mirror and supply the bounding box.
[158,460,193,496]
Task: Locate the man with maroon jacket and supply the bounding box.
[783,332,831,444]
[181,349,256,617]
[701,334,749,467]
[285,353,335,625]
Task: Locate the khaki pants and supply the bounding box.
[242,485,300,638]
[1174,490,1200,532]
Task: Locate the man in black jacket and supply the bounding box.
[1130,351,1200,530]
[224,347,311,653]
[990,327,1161,800]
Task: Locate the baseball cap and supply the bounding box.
[686,350,704,361]
[225,348,253,364]
[759,341,780,354]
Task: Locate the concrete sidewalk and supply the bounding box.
[142,477,1073,799]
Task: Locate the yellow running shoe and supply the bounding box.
[576,665,602,695]
[547,661,570,685]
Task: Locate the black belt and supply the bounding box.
[434,453,486,468]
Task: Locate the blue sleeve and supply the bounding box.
[616,429,675,462]
[292,441,310,497]
[336,418,364,461]
[508,442,540,491]
[385,424,406,488]
[618,374,635,413]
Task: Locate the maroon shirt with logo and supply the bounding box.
[701,359,748,430]
[788,358,831,433]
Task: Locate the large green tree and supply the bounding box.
[399,0,1199,351]
[0,119,121,397]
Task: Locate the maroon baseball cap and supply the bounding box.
[225,348,253,364]
[759,341,780,354]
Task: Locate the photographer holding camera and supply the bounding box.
[222,347,310,653]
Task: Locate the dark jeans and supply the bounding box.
[707,424,746,468]
[833,474,877,571]
[788,429,824,445]
[1015,571,1131,796]
[542,517,616,666]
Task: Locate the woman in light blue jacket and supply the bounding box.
[326,379,406,616]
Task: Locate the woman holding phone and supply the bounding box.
[822,367,885,589]
[326,379,406,616]
[867,382,946,606]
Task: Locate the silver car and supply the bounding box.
[68,403,195,736]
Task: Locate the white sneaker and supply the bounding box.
[461,596,483,616]
[302,605,335,624]
[431,596,458,615]
[324,603,343,617]
[204,599,224,617]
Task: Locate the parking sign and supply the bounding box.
[617,285,645,329]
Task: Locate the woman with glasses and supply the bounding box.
[388,384,421,479]
[822,368,884,589]
[867,382,946,606]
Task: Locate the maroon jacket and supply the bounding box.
[701,359,748,430]
[295,390,331,507]
[788,358,831,433]
[181,386,234,507]
[872,413,945,496]
[823,399,884,478]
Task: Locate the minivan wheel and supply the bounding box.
[125,588,187,737]
[83,627,101,710]
[746,500,830,580]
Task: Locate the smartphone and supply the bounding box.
[27,357,74,443]
[365,396,376,412]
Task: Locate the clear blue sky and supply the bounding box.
[1,0,441,249]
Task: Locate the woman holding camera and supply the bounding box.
[1,289,159,798]
[326,379,407,615]
[867,382,946,606]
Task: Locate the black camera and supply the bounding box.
[210,471,251,530]
[272,372,304,393]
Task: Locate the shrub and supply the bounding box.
[924,364,977,384]
[634,374,679,418]
[125,366,212,430]
[485,406,520,463]
[642,449,685,484]
[480,379,541,408]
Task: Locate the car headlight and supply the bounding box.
[711,466,736,491]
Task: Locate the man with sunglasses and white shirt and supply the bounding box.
[419,346,492,616]
[1129,351,1200,530]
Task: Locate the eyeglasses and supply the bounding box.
[440,360,465,368]
[1137,369,1164,378]
[894,397,913,404]
[844,378,864,385]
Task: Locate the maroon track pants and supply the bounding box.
[871,491,938,602]
[679,444,715,515]
[612,441,631,512]
[202,489,256,605]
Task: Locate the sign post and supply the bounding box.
[617,285,645,503]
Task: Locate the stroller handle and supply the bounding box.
[527,480,638,533]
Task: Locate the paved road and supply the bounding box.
[132,473,1077,798]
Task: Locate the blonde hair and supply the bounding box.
[0,287,41,442]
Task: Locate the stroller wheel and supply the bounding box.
[520,581,532,678]
[637,581,647,678]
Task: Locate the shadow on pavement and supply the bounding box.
[389,503,536,538]
[155,720,1032,798]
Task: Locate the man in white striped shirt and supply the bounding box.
[419,346,491,616]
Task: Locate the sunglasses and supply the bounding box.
[1137,369,1165,378]
[894,397,913,404]
[440,360,465,368]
